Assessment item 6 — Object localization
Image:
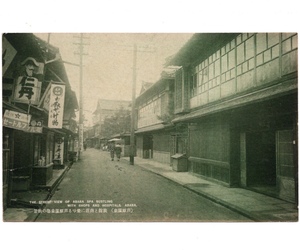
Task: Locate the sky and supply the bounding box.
[35,33,193,125]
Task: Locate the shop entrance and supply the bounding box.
[245,131,277,187]
[143,134,153,159]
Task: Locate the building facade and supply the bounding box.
[135,68,179,164]
[167,33,297,203]
[91,99,131,148]
[2,33,78,209]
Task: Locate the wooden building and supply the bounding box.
[135,67,179,164]
[2,33,78,209]
[167,33,298,203]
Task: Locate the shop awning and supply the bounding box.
[135,123,166,134]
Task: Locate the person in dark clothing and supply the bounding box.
[115,143,122,161]
[109,142,115,161]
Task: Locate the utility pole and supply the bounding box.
[79,34,84,159]
[129,44,156,165]
[74,34,89,160]
[130,44,137,165]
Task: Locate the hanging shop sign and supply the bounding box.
[3,110,31,131]
[13,76,42,105]
[27,118,43,133]
[48,83,66,129]
[3,110,43,133]
[54,137,64,164]
[13,57,43,105]
[38,83,51,112]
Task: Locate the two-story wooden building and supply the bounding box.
[135,67,180,164]
[166,33,297,203]
[2,33,78,209]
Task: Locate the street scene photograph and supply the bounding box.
[2,2,300,250]
[2,33,298,222]
[2,32,298,223]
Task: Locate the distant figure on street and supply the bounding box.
[83,141,87,151]
[109,142,115,161]
[115,143,122,161]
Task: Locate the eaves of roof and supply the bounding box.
[167,33,240,67]
[172,78,297,123]
[135,123,166,134]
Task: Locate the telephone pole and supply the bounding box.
[129,44,156,165]
[74,34,89,160]
[130,44,137,165]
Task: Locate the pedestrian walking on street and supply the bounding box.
[109,142,115,161]
[115,143,122,161]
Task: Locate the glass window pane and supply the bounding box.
[272,44,279,58]
[282,33,295,40]
[242,61,248,73]
[221,73,226,82]
[237,43,244,65]
[292,35,298,50]
[226,71,230,81]
[236,35,242,45]
[203,68,208,82]
[231,68,235,78]
[237,65,242,75]
[249,58,254,70]
[264,49,271,62]
[257,53,263,66]
[221,46,226,55]
[226,43,230,52]
[214,59,220,76]
[242,33,248,41]
[209,63,214,79]
[268,33,279,48]
[228,50,235,69]
[256,33,267,54]
[231,38,236,49]
[216,76,220,85]
[245,36,254,60]
[221,54,228,73]
[282,38,292,54]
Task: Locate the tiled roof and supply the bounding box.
[95,99,131,112]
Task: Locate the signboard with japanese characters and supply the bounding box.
[54,139,64,164]
[28,118,43,133]
[48,83,66,128]
[3,110,31,131]
[3,110,43,133]
[13,76,42,105]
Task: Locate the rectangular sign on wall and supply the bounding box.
[13,76,42,105]
[48,83,65,129]
[3,110,30,130]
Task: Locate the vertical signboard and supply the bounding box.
[48,83,65,128]
[54,139,64,164]
[13,76,42,105]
